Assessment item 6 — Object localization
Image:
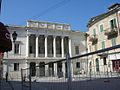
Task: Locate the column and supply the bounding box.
[54,63,57,77]
[36,63,39,77]
[69,37,72,57]
[26,62,29,76]
[45,65,49,76]
[61,36,64,58]
[45,35,48,57]
[71,62,73,78]
[26,34,30,57]
[36,35,39,57]
[53,36,56,57]
[62,62,65,78]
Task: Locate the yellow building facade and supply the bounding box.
[87,3,120,74]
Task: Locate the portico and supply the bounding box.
[26,34,72,58]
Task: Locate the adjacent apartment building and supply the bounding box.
[3,20,86,79]
[87,3,120,74]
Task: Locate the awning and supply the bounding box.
[0,22,12,52]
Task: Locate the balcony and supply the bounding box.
[89,35,98,45]
[104,28,118,39]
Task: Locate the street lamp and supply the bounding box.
[12,31,17,43]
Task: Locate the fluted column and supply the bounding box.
[62,62,65,77]
[36,35,39,57]
[45,35,48,57]
[45,65,49,76]
[69,37,72,57]
[26,34,30,57]
[61,36,64,58]
[53,36,56,57]
[54,63,57,77]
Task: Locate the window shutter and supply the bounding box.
[102,41,105,49]
[100,25,103,32]
[113,19,117,28]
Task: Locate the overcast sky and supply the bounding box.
[0,0,120,32]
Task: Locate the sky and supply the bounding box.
[0,0,120,32]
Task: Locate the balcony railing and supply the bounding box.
[104,28,118,38]
[89,35,98,45]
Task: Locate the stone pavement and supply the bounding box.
[0,77,120,90]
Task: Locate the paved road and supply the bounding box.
[1,77,120,90]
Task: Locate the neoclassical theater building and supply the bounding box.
[3,20,86,79]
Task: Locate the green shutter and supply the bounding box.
[113,18,117,28]
[111,38,116,46]
[102,41,105,49]
[93,29,96,37]
[100,25,103,32]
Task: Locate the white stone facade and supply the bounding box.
[3,20,86,79]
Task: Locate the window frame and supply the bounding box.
[76,62,80,68]
[111,37,116,46]
[14,43,19,54]
[102,41,105,49]
[75,46,79,55]
[110,18,117,29]
[14,63,19,71]
[99,24,104,32]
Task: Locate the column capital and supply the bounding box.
[36,34,39,37]
[68,36,72,39]
[44,34,48,37]
[53,35,57,38]
[61,35,65,38]
[26,33,31,36]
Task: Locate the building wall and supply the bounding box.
[3,21,86,79]
[87,4,120,73]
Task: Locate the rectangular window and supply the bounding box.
[76,62,80,68]
[75,46,79,55]
[110,18,117,29]
[14,63,19,71]
[103,57,107,65]
[96,58,99,72]
[93,29,96,36]
[102,41,105,49]
[111,37,116,46]
[100,24,104,32]
[29,46,32,53]
[14,43,19,54]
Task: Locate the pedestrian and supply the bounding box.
[5,72,8,82]
[23,74,26,82]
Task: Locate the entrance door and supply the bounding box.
[57,62,63,77]
[65,62,68,78]
[30,62,36,76]
[112,60,120,72]
[49,63,54,76]
[96,58,99,72]
[39,62,45,76]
